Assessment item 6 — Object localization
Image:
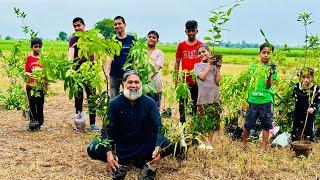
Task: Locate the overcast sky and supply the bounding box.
[1,0,320,46]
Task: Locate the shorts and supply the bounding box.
[244,102,273,130]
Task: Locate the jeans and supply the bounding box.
[148,92,162,109]
[110,76,122,99]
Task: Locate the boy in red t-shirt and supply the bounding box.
[25,38,46,131]
[175,20,203,147]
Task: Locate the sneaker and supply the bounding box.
[90,124,100,132]
[74,112,86,131]
[180,132,187,148]
[206,145,213,151]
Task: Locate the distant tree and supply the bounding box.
[0,34,2,40]
[57,31,68,41]
[5,36,13,40]
[94,18,115,38]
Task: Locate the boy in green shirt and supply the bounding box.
[242,43,278,151]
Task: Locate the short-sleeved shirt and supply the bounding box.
[175,40,203,85]
[25,55,43,88]
[110,35,135,78]
[247,64,278,104]
[194,62,220,105]
[68,36,94,69]
[149,49,164,92]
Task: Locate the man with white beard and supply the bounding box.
[87,70,179,180]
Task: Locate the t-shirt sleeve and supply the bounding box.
[155,51,164,68]
[194,63,201,76]
[175,43,183,59]
[25,57,30,72]
[68,37,76,48]
[272,70,278,81]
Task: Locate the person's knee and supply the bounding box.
[87,140,108,162]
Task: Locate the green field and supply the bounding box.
[0,39,306,59]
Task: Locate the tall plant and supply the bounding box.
[297,11,320,66]
[205,0,242,54]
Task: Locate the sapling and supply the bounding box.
[205,0,242,54]
[123,34,157,94]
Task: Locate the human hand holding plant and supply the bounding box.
[150,146,161,164]
[307,107,315,114]
[106,151,119,172]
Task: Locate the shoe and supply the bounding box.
[74,112,86,131]
[90,124,100,132]
[39,125,45,130]
[206,145,213,151]
[198,143,206,150]
[180,132,187,148]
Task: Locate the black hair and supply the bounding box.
[300,67,314,77]
[72,17,85,25]
[114,16,126,24]
[122,70,141,81]
[260,43,274,52]
[147,31,159,40]
[185,20,198,29]
[30,38,42,48]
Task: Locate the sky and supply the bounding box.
[1,0,320,46]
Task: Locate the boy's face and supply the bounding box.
[259,47,271,64]
[301,74,313,87]
[185,28,198,41]
[32,43,42,56]
[114,19,126,34]
[147,34,158,47]
[73,21,85,32]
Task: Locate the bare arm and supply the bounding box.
[197,64,213,81]
[104,56,112,78]
[67,47,75,61]
[266,74,273,89]
[174,58,181,85]
[215,68,221,86]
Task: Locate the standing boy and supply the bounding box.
[242,43,278,151]
[25,38,46,131]
[104,16,135,99]
[68,17,99,131]
[175,20,203,123]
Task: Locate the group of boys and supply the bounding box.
[35,16,317,179]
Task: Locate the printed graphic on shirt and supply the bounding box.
[183,50,198,59]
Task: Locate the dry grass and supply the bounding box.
[1,64,320,179]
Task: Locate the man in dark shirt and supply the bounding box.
[104,16,135,99]
[87,71,178,180]
[67,17,99,131]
